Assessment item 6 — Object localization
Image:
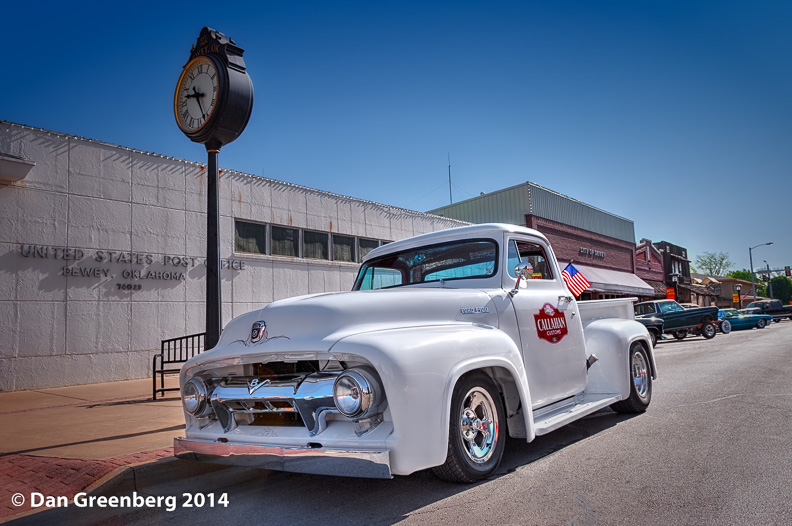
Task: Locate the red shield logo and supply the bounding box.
[534,303,568,344]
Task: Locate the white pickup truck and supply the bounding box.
[175,223,657,482]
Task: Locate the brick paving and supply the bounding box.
[0,447,173,521]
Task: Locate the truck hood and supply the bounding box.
[191,287,500,364]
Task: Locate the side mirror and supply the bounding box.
[515,262,534,280]
[510,262,534,296]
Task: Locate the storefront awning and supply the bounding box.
[559,262,655,297]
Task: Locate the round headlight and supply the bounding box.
[334,373,366,417]
[182,379,207,416]
[333,369,382,418]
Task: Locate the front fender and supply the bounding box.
[330,324,530,476]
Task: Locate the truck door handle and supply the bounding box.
[558,295,574,313]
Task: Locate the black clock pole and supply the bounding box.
[175,27,253,351]
[206,144,222,349]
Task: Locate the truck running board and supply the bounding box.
[533,394,621,436]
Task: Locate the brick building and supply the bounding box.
[428,182,653,300]
[635,239,667,300]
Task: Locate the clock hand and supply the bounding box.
[190,86,206,116]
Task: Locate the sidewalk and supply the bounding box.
[0,377,185,522]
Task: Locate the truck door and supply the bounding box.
[504,236,587,408]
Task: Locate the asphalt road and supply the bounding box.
[14,321,792,525]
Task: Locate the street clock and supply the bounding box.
[174,27,253,149]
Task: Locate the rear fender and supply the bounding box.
[583,319,657,399]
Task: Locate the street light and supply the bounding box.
[734,283,741,309]
[749,242,773,302]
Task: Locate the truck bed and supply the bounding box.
[578,297,638,323]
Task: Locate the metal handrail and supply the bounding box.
[152,332,206,399]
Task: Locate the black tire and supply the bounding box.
[756,318,767,329]
[433,373,506,483]
[720,320,732,334]
[648,329,658,348]
[701,321,716,339]
[674,330,688,340]
[773,319,780,323]
[611,343,652,414]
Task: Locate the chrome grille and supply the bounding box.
[208,372,341,435]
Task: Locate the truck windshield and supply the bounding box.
[353,239,498,291]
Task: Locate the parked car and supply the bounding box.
[635,317,664,347]
[739,299,792,323]
[719,308,773,330]
[634,300,720,340]
[175,224,656,482]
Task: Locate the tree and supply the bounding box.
[695,252,734,276]
[769,276,792,304]
[728,269,755,282]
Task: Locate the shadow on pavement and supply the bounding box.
[4,426,185,456]
[10,409,636,526]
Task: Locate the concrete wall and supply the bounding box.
[0,122,465,391]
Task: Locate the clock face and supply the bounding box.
[174,56,220,133]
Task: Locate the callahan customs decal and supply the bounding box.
[534,303,568,343]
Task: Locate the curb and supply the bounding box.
[1,453,267,524]
[0,449,174,524]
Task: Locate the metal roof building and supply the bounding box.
[428,182,636,244]
[428,181,653,299]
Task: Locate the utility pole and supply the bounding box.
[765,261,774,299]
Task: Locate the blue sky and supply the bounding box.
[2,0,790,274]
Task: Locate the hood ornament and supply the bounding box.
[232,320,290,347]
[251,321,266,343]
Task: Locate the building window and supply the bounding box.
[271,226,299,257]
[359,238,380,261]
[235,219,389,263]
[332,234,356,262]
[235,220,267,255]
[303,230,329,260]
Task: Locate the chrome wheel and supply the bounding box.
[611,343,652,414]
[721,320,732,334]
[631,350,649,401]
[458,387,499,464]
[434,373,506,482]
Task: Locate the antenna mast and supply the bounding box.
[448,152,453,204]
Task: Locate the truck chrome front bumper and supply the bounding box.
[174,437,392,479]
